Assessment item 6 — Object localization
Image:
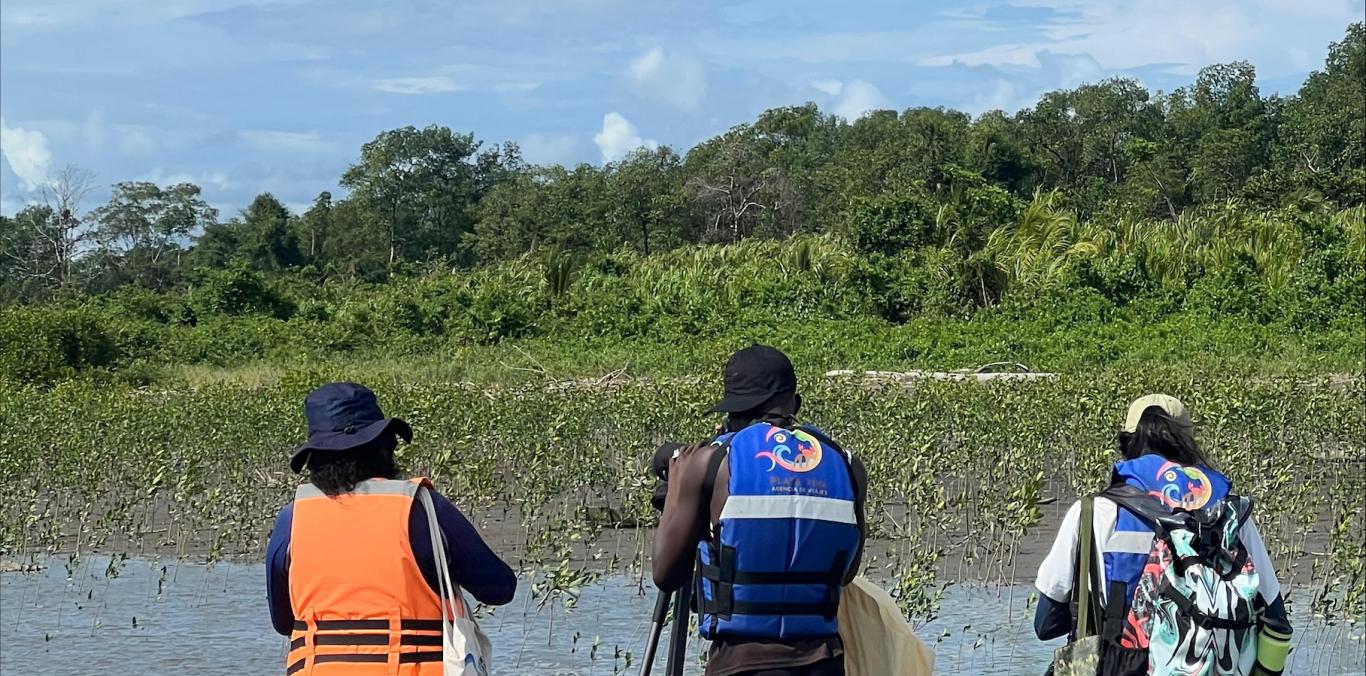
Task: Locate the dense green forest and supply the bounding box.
[1,24,1362,385]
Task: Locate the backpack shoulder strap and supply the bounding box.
[1073,495,1102,639]
[1101,483,1178,535]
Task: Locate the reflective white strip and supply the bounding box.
[1104,530,1154,554]
[295,479,418,500]
[720,495,857,524]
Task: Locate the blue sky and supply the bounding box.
[1,0,1362,217]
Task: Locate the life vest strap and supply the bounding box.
[697,543,848,622]
[286,650,444,674]
[698,564,846,586]
[292,618,444,632]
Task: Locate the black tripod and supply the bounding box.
[639,576,693,676]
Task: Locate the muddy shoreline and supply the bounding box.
[6,489,1337,593]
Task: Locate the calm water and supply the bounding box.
[1,556,1361,675]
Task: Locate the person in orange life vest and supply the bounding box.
[266,382,515,674]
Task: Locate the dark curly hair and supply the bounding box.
[306,435,401,497]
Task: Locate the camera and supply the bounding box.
[650,442,687,512]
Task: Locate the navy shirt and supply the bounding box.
[266,486,517,635]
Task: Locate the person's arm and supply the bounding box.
[651,443,713,592]
[1035,593,1073,640]
[265,503,295,636]
[410,491,517,606]
[843,454,869,584]
[1034,500,1082,641]
[1239,516,1292,633]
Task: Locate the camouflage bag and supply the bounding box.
[1051,496,1102,676]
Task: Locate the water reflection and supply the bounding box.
[1,556,1361,675]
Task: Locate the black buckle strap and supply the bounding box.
[1159,584,1256,630]
[315,634,389,646]
[697,546,848,622]
[286,659,305,675]
[292,618,444,633]
[312,652,443,665]
[699,566,842,586]
[730,600,840,617]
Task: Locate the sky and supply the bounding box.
[1,0,1362,218]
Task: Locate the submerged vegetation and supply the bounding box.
[1,369,1361,627]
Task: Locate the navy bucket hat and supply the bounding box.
[290,382,413,474]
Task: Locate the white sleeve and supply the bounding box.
[1036,500,1081,603]
[1239,516,1283,603]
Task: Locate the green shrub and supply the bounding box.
[189,261,295,319]
[0,307,122,384]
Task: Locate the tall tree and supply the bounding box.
[685,129,794,242]
[239,193,301,272]
[1166,62,1272,203]
[297,191,333,262]
[39,165,97,290]
[340,125,485,267]
[0,206,57,302]
[89,181,218,290]
[1275,22,1365,203]
[607,146,685,255]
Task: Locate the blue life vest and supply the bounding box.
[696,422,860,640]
[1102,454,1232,606]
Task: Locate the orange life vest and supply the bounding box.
[287,478,446,676]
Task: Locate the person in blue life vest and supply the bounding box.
[1033,394,1292,671]
[653,344,869,676]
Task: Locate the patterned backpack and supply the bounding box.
[1103,485,1261,676]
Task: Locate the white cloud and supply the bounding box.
[372,76,465,94]
[833,80,887,121]
[918,44,1042,68]
[0,196,23,217]
[115,125,161,156]
[493,82,542,93]
[138,168,233,191]
[916,0,1356,77]
[83,108,107,151]
[593,113,656,164]
[520,132,581,166]
[629,48,666,81]
[628,47,707,111]
[810,79,844,96]
[0,5,75,26]
[239,130,334,154]
[0,117,53,192]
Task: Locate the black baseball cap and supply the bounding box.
[706,344,797,414]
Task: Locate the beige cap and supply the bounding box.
[1123,394,1191,433]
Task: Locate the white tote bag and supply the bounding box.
[418,487,494,676]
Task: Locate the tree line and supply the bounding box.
[2,24,1361,305]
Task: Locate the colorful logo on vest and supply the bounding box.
[756,427,824,473]
[1150,461,1214,509]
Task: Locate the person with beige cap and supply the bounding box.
[1033,394,1292,675]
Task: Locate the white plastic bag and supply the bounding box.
[419,487,494,676]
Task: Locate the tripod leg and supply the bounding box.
[665,578,693,676]
[638,589,672,676]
